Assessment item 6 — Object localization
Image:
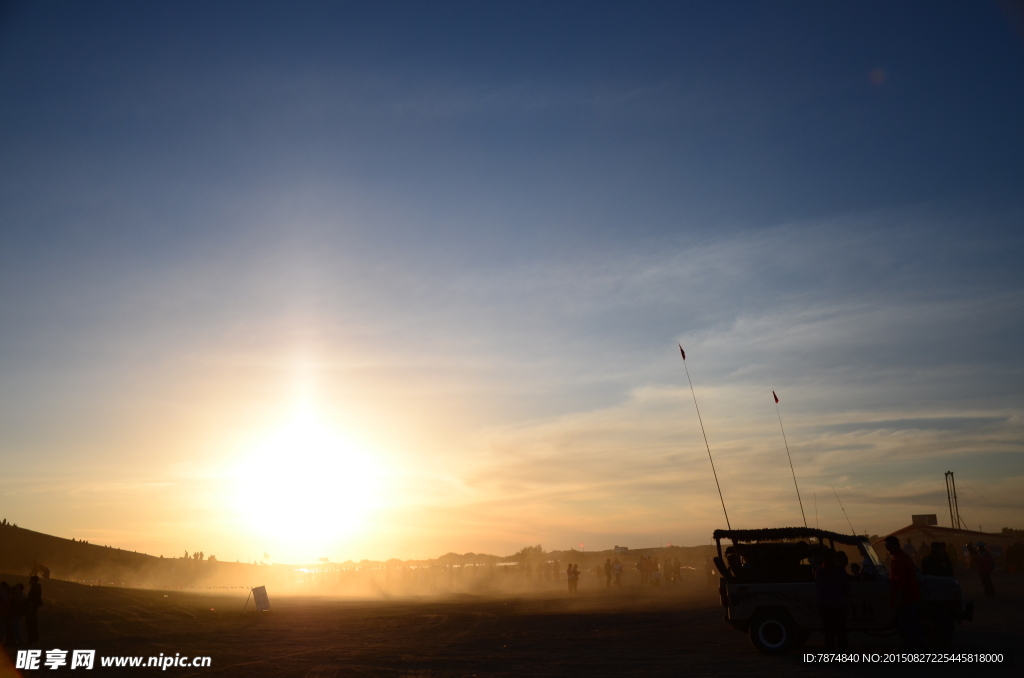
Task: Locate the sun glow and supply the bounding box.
[229,407,384,559]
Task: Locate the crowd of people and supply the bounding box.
[896,537,997,597]
[565,564,579,592]
[474,551,713,593]
[813,537,912,652]
[549,555,696,592]
[632,555,687,586]
[603,558,624,586]
[812,535,1005,652]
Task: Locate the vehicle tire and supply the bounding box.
[918,605,954,650]
[748,610,798,655]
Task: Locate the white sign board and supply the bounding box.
[252,586,271,612]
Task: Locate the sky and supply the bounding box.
[1,1,1023,564]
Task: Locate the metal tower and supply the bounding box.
[944,471,963,531]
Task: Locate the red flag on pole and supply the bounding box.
[773,391,779,404]
[679,344,686,360]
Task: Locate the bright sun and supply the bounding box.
[230,409,382,558]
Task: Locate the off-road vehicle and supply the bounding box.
[712,527,973,654]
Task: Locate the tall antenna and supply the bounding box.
[831,484,857,536]
[679,345,731,530]
[814,492,819,529]
[773,391,806,527]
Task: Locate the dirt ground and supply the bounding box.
[1,572,1019,677]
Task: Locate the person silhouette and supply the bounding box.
[704,555,716,586]
[976,543,996,597]
[0,581,10,646]
[815,549,850,651]
[921,542,954,577]
[604,558,612,587]
[26,576,42,644]
[886,535,922,648]
[9,583,26,645]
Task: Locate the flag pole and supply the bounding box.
[773,391,807,527]
[831,484,857,536]
[679,345,731,530]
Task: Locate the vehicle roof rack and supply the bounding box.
[713,527,868,546]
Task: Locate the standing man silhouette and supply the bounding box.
[886,535,922,648]
[976,543,996,597]
[26,576,42,644]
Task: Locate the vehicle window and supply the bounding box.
[859,542,882,567]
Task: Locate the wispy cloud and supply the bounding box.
[7,208,1023,557]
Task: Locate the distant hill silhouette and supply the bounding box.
[1,521,156,577]
[0,522,269,588]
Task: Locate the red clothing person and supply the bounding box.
[889,548,920,608]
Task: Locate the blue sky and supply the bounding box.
[1,1,1022,562]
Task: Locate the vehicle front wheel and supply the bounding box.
[749,610,798,655]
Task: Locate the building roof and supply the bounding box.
[871,524,1015,549]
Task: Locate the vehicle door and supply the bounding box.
[847,576,892,631]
